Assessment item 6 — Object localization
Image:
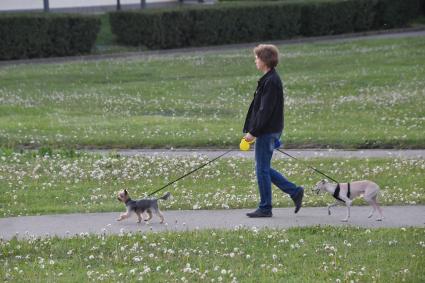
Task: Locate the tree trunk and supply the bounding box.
[43,0,49,12]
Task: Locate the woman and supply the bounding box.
[243,44,304,218]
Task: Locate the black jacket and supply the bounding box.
[243,68,284,137]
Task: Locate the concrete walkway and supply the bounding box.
[1,206,424,240]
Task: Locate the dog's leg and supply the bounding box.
[367,205,375,218]
[158,209,165,224]
[136,212,143,223]
[117,211,131,221]
[145,209,153,221]
[372,195,384,221]
[327,202,339,215]
[341,199,352,222]
[364,197,376,218]
[152,207,165,224]
[116,213,125,221]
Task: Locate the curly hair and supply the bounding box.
[253,44,279,68]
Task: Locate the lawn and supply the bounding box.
[0,36,424,149]
[0,150,423,217]
[1,226,424,282]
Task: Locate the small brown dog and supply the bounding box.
[116,189,170,223]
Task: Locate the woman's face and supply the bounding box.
[255,55,267,72]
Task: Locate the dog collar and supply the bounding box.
[125,198,132,205]
[333,183,351,203]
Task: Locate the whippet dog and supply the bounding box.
[313,179,384,222]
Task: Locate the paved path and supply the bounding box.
[88,149,425,159]
[1,206,424,240]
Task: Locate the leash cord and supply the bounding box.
[147,147,340,197]
[147,149,234,197]
[275,148,340,184]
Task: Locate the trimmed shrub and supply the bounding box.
[109,0,422,50]
[188,4,302,46]
[110,3,303,49]
[373,0,422,29]
[300,1,357,36]
[0,14,100,60]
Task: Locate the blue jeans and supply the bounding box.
[255,132,299,212]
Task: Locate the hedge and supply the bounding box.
[109,0,422,50]
[0,14,100,60]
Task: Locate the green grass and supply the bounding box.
[94,14,145,54]
[1,37,425,149]
[1,227,424,282]
[96,14,115,46]
[0,151,423,217]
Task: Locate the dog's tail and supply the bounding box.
[158,192,171,201]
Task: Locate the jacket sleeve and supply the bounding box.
[250,80,280,137]
[243,99,254,133]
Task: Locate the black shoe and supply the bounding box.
[246,209,272,218]
[291,186,304,214]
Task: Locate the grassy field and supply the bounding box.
[1,227,424,282]
[0,36,424,149]
[1,20,424,283]
[0,150,423,217]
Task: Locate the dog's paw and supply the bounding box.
[368,214,373,218]
[376,217,384,221]
[340,219,348,222]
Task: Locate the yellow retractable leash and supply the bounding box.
[239,138,255,151]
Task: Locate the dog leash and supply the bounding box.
[275,148,340,184]
[147,149,234,197]
[147,146,341,197]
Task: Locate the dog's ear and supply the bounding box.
[124,189,128,195]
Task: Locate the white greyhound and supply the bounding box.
[313,179,384,222]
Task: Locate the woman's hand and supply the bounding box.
[244,133,256,142]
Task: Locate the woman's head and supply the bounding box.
[253,44,279,71]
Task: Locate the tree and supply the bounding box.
[43,0,49,12]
